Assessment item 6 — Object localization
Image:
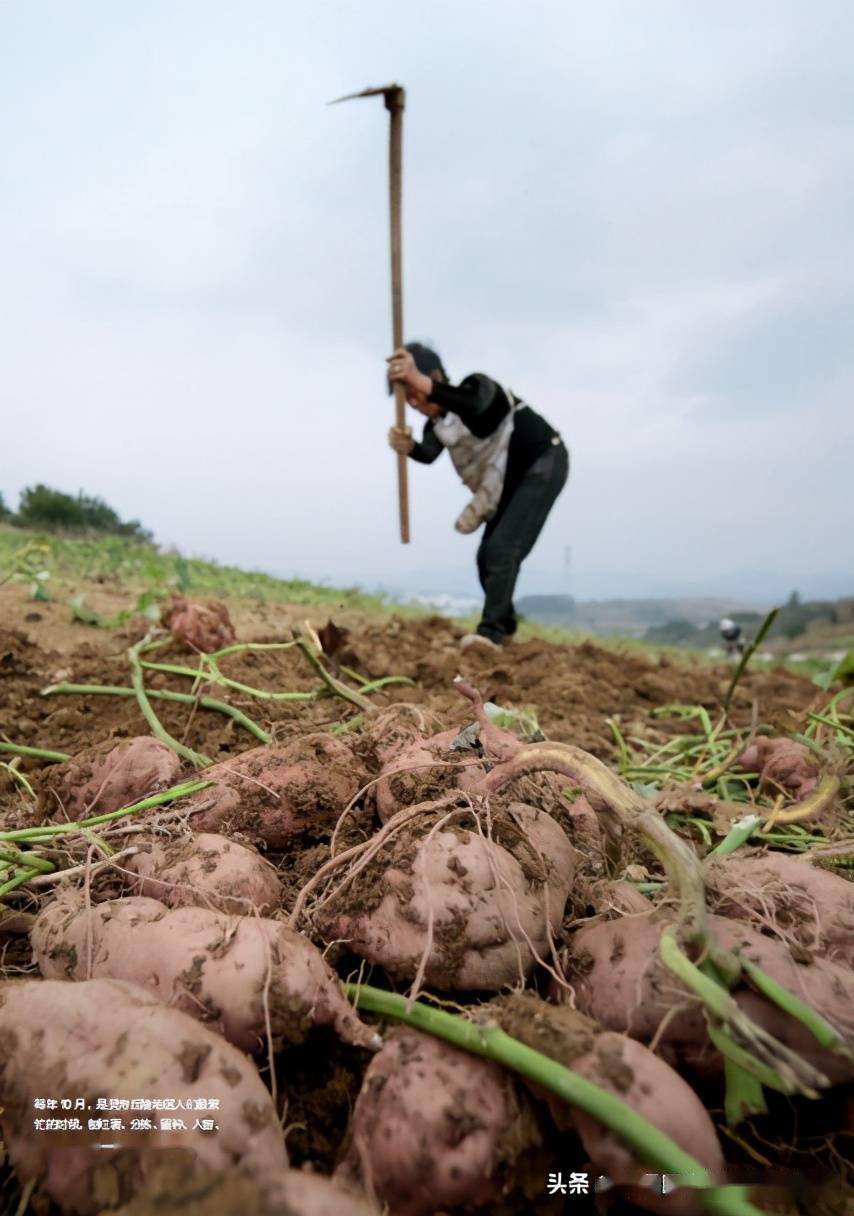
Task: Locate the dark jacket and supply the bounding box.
[409,373,562,508]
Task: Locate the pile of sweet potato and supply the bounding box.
[2,685,852,1216]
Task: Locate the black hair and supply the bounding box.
[387,342,448,393]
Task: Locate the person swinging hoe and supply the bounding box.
[387,344,569,653]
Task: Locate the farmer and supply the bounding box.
[719,617,745,656]
[387,343,568,652]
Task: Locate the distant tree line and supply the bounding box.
[0,485,151,541]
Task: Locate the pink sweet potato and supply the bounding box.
[371,716,485,822]
[36,736,182,823]
[32,892,378,1053]
[262,1168,379,1216]
[367,704,567,825]
[563,793,607,849]
[163,597,236,653]
[498,994,724,1215]
[737,736,819,799]
[336,1026,533,1216]
[566,910,854,1085]
[124,832,282,915]
[704,852,854,968]
[0,977,287,1215]
[319,801,576,990]
[182,735,365,846]
[585,878,654,917]
[104,1152,381,1216]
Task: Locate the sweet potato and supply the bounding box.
[374,729,485,822]
[497,993,724,1215]
[585,878,653,917]
[0,977,287,1215]
[368,706,562,824]
[566,910,854,1085]
[36,736,182,823]
[262,1168,379,1216]
[181,735,364,846]
[163,597,236,653]
[32,892,378,1053]
[704,852,854,967]
[563,793,606,849]
[737,736,818,799]
[365,706,485,822]
[102,1151,380,1216]
[124,832,282,915]
[318,800,576,990]
[336,1026,534,1216]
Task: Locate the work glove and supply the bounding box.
[388,425,415,455]
[455,501,486,534]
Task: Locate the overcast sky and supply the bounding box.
[2,1,852,602]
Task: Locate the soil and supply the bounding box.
[0,592,848,1216]
[0,599,820,771]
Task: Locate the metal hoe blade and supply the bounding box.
[328,83,405,111]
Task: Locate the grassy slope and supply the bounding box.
[2,525,700,655]
[0,524,395,612]
[3,525,836,679]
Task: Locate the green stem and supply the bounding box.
[606,717,632,772]
[806,711,854,741]
[344,983,763,1216]
[0,742,71,763]
[206,640,301,660]
[706,815,762,858]
[138,637,174,656]
[0,868,41,898]
[738,955,853,1060]
[622,766,694,779]
[340,665,370,686]
[721,1056,767,1128]
[706,1023,785,1097]
[357,675,415,694]
[295,639,372,711]
[42,682,271,744]
[0,762,37,800]
[0,847,54,873]
[0,778,214,843]
[199,672,317,702]
[701,741,746,787]
[80,827,112,857]
[659,928,827,1097]
[476,741,719,959]
[824,687,854,714]
[653,705,714,735]
[140,660,318,702]
[330,713,365,736]
[140,660,217,679]
[705,1025,788,1093]
[759,774,839,826]
[128,640,211,767]
[723,607,780,713]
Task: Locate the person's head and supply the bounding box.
[389,342,447,416]
[719,618,735,633]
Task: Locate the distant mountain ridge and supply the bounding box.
[515,595,759,638]
[514,592,854,646]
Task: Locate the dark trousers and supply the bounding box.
[475,442,569,643]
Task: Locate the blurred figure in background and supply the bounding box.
[719,617,745,656]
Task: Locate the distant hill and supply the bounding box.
[515,595,759,638]
[516,592,854,651]
[644,594,854,650]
